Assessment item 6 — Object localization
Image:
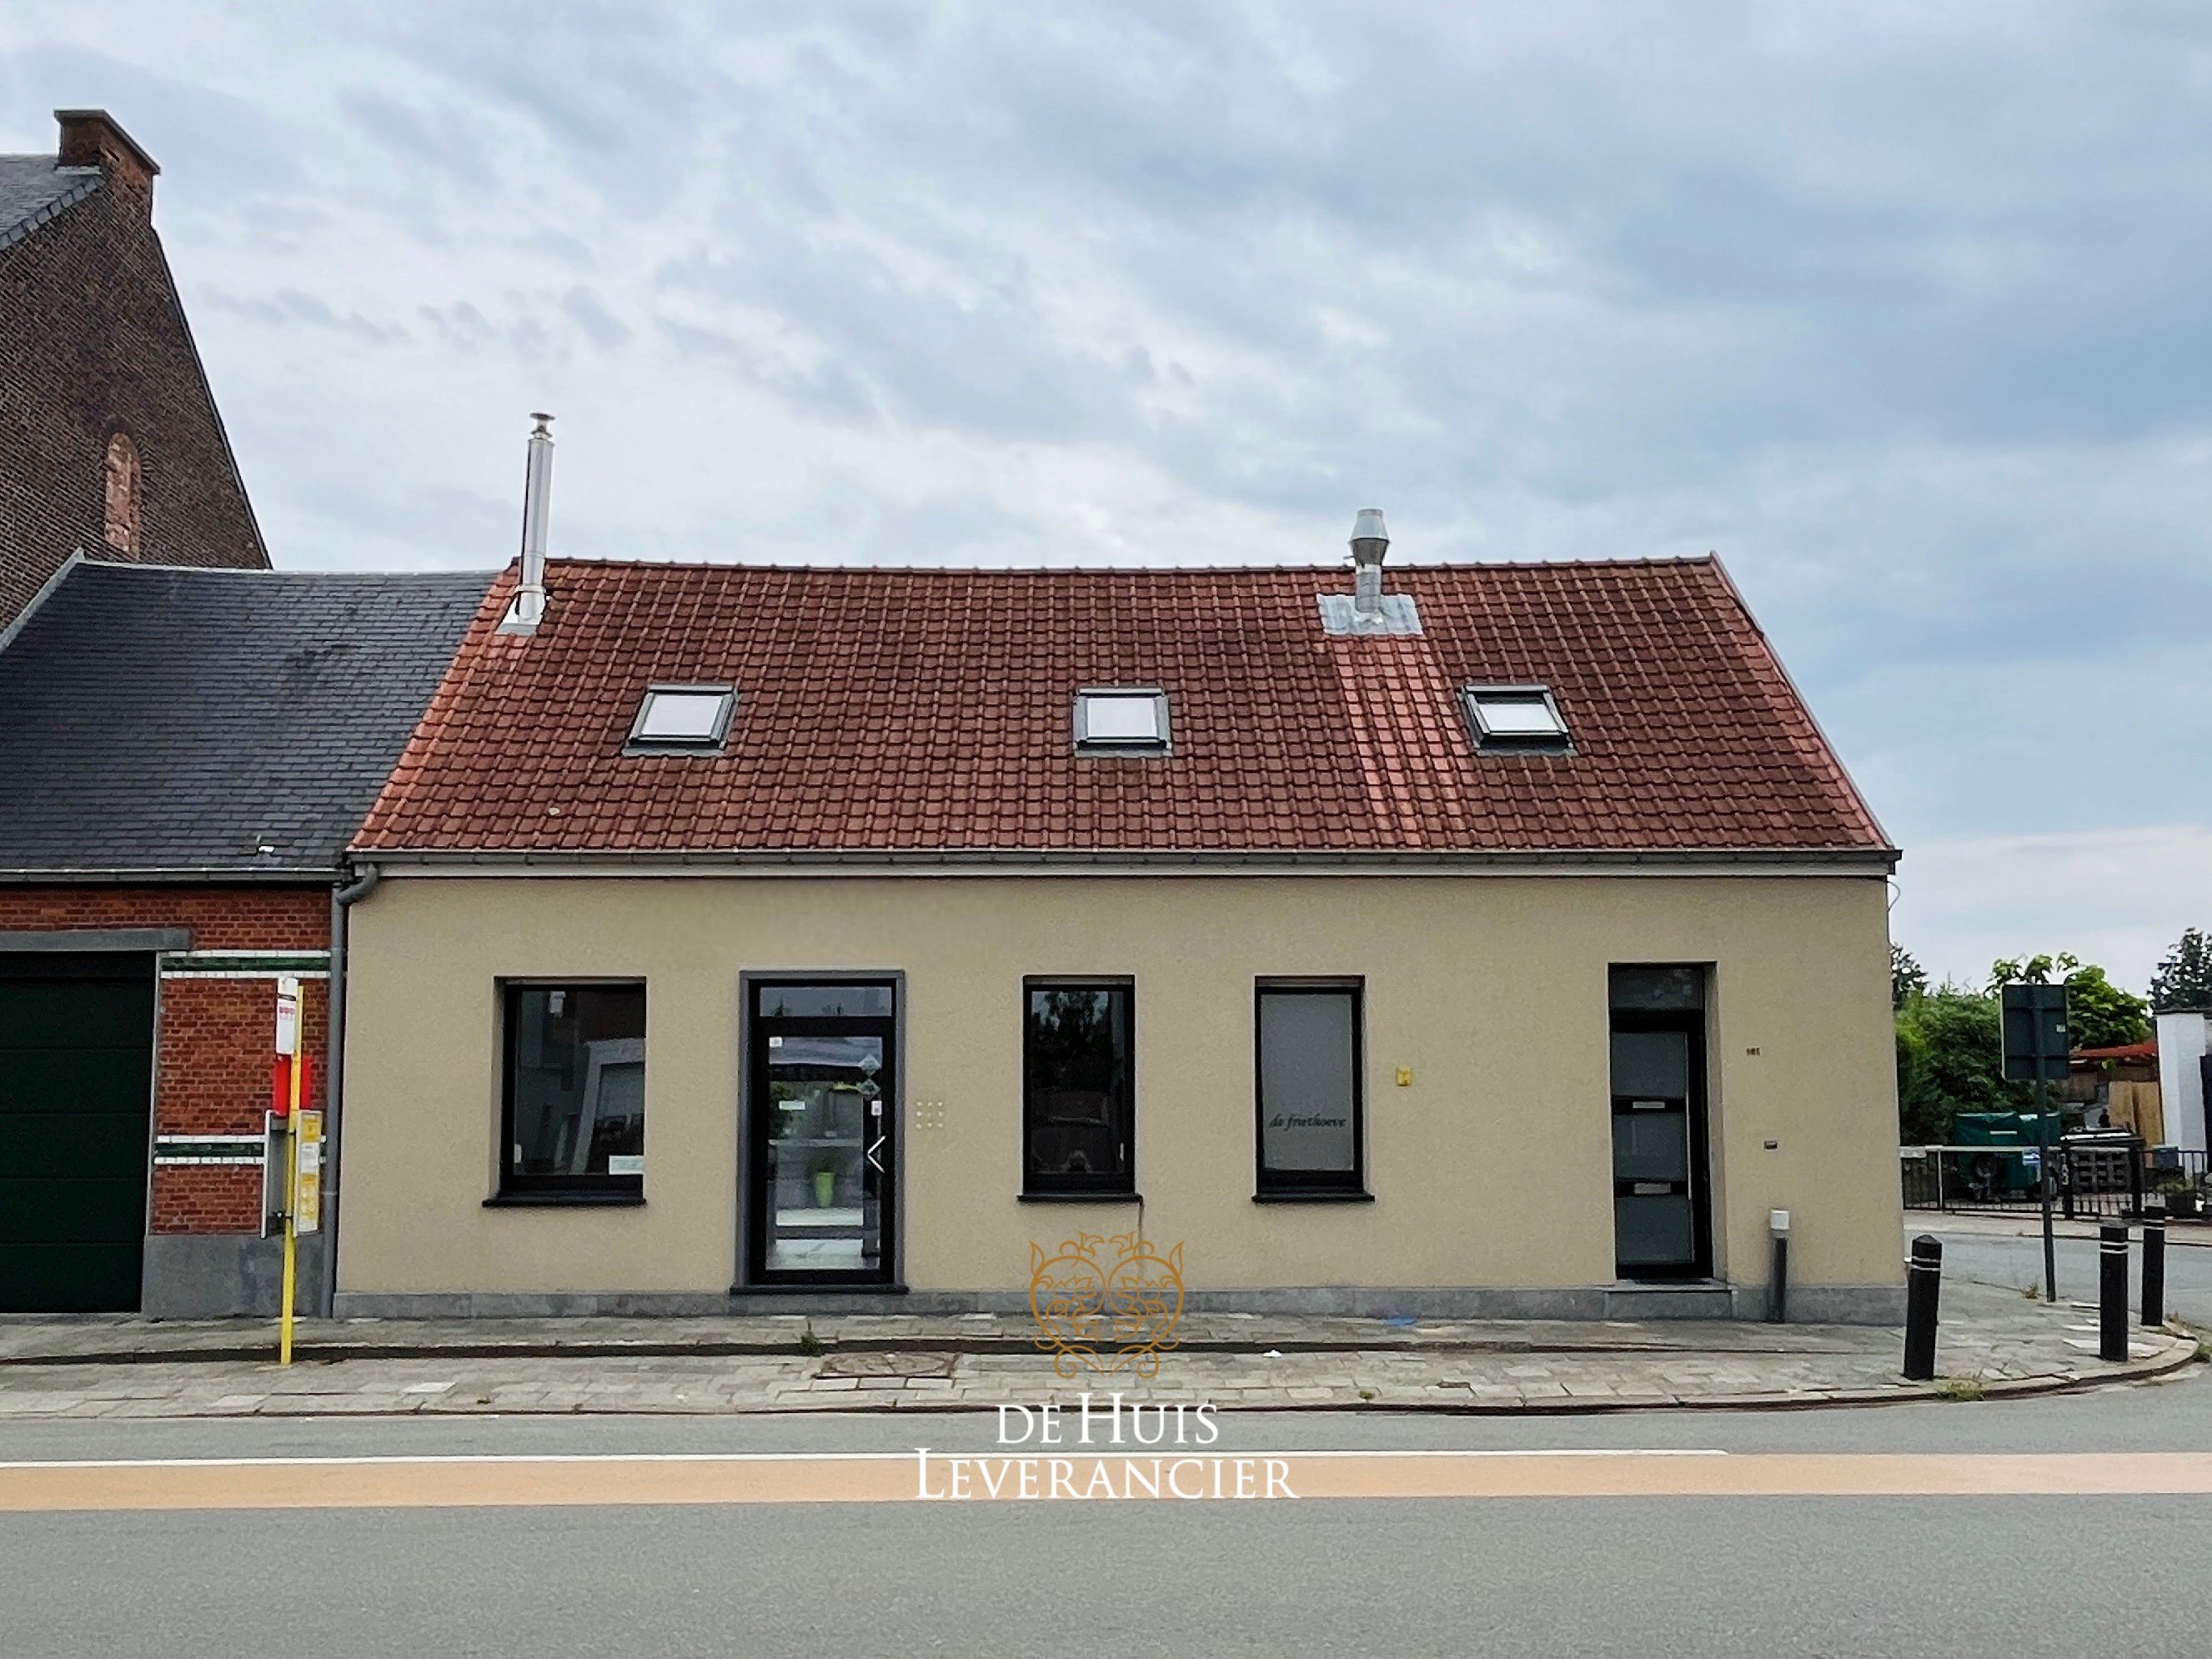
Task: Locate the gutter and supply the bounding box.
[315,861,380,1318]
[352,845,1903,876]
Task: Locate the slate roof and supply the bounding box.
[0,156,99,253]
[0,559,491,876]
[355,556,1892,862]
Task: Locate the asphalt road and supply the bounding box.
[1926,1223,2212,1327]
[4,1371,2209,1659]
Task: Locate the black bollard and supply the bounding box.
[2142,1220,2166,1329]
[2099,1224,2129,1362]
[1904,1233,1942,1381]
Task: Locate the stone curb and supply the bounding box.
[1919,1219,2212,1250]
[0,1331,1868,1370]
[4,1335,2194,1422]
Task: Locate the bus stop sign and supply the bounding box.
[2000,983,2070,1083]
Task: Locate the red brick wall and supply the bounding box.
[2,883,330,1235]
[155,975,326,1138]
[152,1165,265,1235]
[0,140,268,627]
[0,885,327,950]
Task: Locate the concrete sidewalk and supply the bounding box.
[1912,1210,2212,1246]
[0,1280,2198,1420]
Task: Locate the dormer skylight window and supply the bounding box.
[626,684,736,754]
[1462,685,1571,752]
[1074,688,1170,754]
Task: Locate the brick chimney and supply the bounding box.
[54,109,158,218]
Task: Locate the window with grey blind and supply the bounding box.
[1255,982,1366,1195]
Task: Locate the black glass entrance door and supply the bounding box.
[1608,966,1713,1281]
[747,981,895,1285]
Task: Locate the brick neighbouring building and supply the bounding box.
[0,561,487,1315]
[1,108,268,629]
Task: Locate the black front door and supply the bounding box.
[1608,1013,1713,1280]
[746,980,895,1286]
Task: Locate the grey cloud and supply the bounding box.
[524,228,595,269]
[338,87,492,186]
[654,318,880,425]
[560,285,632,349]
[656,236,1129,444]
[203,287,407,344]
[419,300,496,352]
[358,0,710,217]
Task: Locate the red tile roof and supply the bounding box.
[2071,1041,2158,1065]
[354,556,1893,860]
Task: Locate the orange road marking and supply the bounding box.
[2,1451,2210,1511]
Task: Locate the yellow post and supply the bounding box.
[279,1049,300,1366]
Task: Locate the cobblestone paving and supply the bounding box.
[0,1282,2195,1420]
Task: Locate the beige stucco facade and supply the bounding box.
[334,870,1904,1320]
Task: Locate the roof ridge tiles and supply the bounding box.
[73,557,498,583]
[526,553,1721,578]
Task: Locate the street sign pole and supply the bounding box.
[280,1046,300,1366]
[1999,981,2069,1305]
[274,975,302,1367]
[2036,1077,2056,1304]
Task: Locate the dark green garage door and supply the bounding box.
[0,953,153,1311]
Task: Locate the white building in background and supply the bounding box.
[2154,1008,2210,1152]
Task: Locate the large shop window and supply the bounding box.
[1022,980,1135,1196]
[1255,983,1367,1196]
[499,982,647,1200]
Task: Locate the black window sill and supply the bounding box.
[1252,1189,1374,1204]
[483,1192,646,1209]
[1019,1190,1144,1205]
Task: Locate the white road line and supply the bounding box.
[0,1447,1728,1471]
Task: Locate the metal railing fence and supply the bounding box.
[1900,1142,2209,1221]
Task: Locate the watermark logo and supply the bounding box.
[915,1396,1296,1501]
[1029,1230,1185,1379]
[915,1240,1295,1501]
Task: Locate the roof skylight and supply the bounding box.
[1462,685,1570,751]
[1075,689,1170,754]
[627,684,736,754]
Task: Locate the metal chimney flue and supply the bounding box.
[1350,506,1388,614]
[499,413,554,635]
[1316,505,1420,636]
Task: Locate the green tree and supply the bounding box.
[2059,966,2151,1049]
[1895,984,2027,1143]
[1986,951,2075,987]
[2150,927,2212,1012]
[1890,944,1927,1010]
[1986,953,2149,1050]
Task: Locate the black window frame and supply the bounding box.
[1072,688,1171,755]
[1021,978,1136,1197]
[1253,980,1369,1199]
[1460,684,1572,754]
[494,979,648,1205]
[624,683,737,755]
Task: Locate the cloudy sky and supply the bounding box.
[6,3,2207,991]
